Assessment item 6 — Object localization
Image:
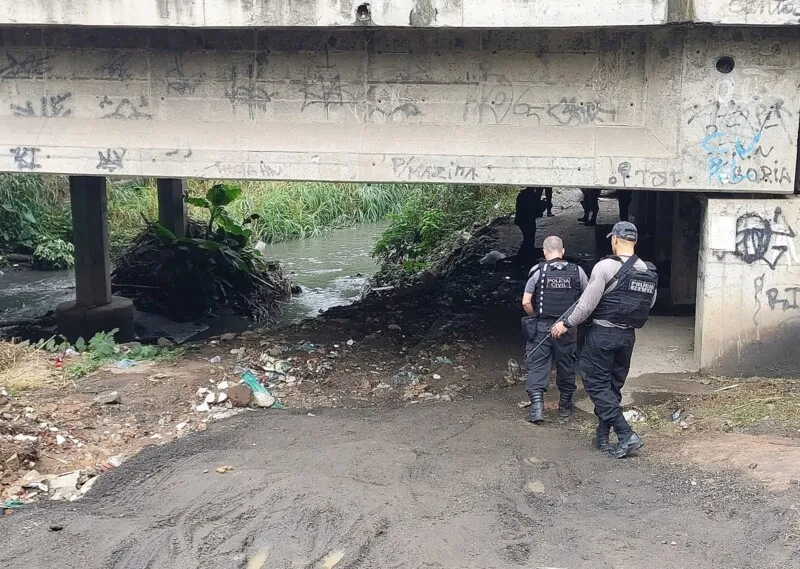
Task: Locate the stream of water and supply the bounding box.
[0,221,388,330]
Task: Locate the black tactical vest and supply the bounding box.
[592,255,658,328]
[533,260,582,319]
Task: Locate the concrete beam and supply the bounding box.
[4,1,799,28]
[0,27,797,191]
[157,178,188,238]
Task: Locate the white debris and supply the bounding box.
[346,339,354,346]
[56,434,67,446]
[623,409,645,423]
[196,402,210,412]
[175,422,189,431]
[253,392,275,408]
[217,381,230,391]
[204,392,216,404]
[217,391,228,404]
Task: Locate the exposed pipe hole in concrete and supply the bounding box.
[356,3,371,22]
[716,56,735,74]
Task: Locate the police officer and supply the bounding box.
[551,222,657,458]
[521,236,588,424]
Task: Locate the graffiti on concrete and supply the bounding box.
[391,156,478,181]
[225,65,276,120]
[298,70,423,123]
[691,98,794,186]
[204,161,282,178]
[166,56,205,96]
[96,148,126,173]
[96,52,134,81]
[0,53,51,79]
[11,93,73,118]
[100,96,152,120]
[9,146,41,170]
[727,208,798,269]
[165,149,193,159]
[465,65,616,126]
[728,0,800,16]
[608,161,681,188]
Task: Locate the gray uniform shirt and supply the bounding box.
[524,260,589,315]
[564,255,657,329]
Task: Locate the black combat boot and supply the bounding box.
[577,202,589,223]
[526,391,545,424]
[594,423,613,452]
[558,392,573,419]
[610,432,644,458]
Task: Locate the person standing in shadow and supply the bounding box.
[515,187,547,267]
[578,189,600,226]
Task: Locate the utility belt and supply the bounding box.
[521,315,557,341]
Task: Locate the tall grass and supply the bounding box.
[0,175,413,256]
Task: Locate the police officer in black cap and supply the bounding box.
[521,236,588,424]
[550,222,658,458]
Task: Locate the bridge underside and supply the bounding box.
[0,26,798,192]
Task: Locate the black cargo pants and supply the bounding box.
[524,318,577,398]
[579,324,636,437]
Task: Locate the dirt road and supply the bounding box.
[1,394,797,569]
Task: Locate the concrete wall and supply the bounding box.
[5,1,799,28]
[0,27,798,190]
[696,196,800,376]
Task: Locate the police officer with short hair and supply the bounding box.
[521,236,588,424]
[551,222,658,458]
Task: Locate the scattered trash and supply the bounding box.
[435,356,453,366]
[209,356,222,364]
[196,402,210,412]
[175,422,189,431]
[391,370,419,385]
[217,381,230,391]
[479,250,507,265]
[240,370,280,409]
[216,465,235,474]
[220,333,237,341]
[321,550,346,569]
[670,409,683,422]
[714,384,740,392]
[432,373,442,380]
[94,391,121,405]
[524,481,546,494]
[117,359,136,369]
[518,400,532,408]
[623,409,645,423]
[346,339,354,346]
[228,384,253,407]
[56,434,66,446]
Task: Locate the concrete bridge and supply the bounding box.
[1,0,800,375]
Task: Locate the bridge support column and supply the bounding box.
[157,178,188,238]
[670,194,701,306]
[56,176,134,343]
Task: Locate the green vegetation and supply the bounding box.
[32,328,179,379]
[113,183,292,321]
[0,174,410,259]
[33,239,75,270]
[373,185,517,276]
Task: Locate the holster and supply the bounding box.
[521,316,538,341]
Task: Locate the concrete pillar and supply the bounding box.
[670,194,701,305]
[56,176,134,342]
[157,178,188,238]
